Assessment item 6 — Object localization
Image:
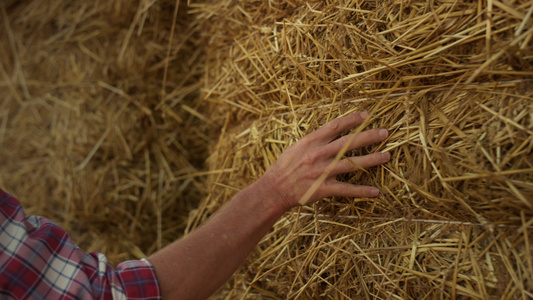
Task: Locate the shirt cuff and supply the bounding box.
[114,258,161,300]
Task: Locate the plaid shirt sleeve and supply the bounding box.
[0,189,161,300]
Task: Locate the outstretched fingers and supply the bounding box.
[324,128,388,156]
[321,181,381,198]
[271,111,392,206]
[306,111,369,144]
[331,152,391,175]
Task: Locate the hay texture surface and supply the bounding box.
[1,0,532,299]
[0,0,208,264]
[190,0,533,299]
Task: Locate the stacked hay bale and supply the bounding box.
[0,0,209,264]
[190,0,533,298]
[2,0,532,297]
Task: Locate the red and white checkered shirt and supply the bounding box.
[0,189,161,299]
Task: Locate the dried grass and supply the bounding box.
[1,0,532,298]
[189,0,533,298]
[0,0,209,264]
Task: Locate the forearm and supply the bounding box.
[147,178,286,300]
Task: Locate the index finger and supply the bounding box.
[308,111,369,143]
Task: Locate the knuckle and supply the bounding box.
[326,119,340,132]
[303,149,323,164]
[302,155,315,166]
[344,158,358,171]
[341,135,354,147]
[303,133,320,145]
[321,178,335,189]
[336,183,352,196]
[336,159,349,173]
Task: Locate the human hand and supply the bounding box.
[260,111,390,211]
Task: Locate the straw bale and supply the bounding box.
[0,0,209,265]
[189,0,533,298]
[2,0,532,297]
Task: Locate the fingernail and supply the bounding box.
[360,111,368,119]
[379,129,388,138]
[370,188,380,197]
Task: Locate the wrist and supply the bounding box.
[243,175,291,219]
